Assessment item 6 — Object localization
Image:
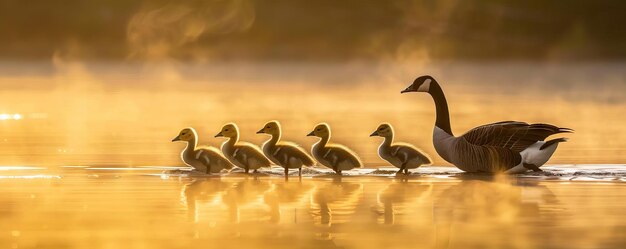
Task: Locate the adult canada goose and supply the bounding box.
[307,123,363,175]
[401,75,572,173]
[172,127,234,174]
[370,123,432,174]
[215,123,271,173]
[256,120,316,178]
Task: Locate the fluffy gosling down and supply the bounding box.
[172,128,234,174]
[257,121,316,178]
[307,123,363,175]
[215,123,271,173]
[370,123,432,175]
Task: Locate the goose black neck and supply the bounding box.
[429,82,453,135]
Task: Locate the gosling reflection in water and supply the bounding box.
[373,181,433,225]
[311,179,363,226]
[222,179,272,223]
[263,181,316,223]
[433,178,560,248]
[181,179,232,223]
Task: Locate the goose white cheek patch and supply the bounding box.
[418,78,431,92]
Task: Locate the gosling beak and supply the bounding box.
[171,135,181,142]
[369,131,379,137]
[214,132,224,138]
[256,128,265,134]
[306,131,315,137]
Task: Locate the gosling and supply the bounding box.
[307,123,363,175]
[172,127,234,174]
[215,123,271,173]
[370,123,432,175]
[257,120,315,178]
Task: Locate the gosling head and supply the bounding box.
[256,120,281,136]
[401,75,435,94]
[172,127,197,142]
[215,123,239,138]
[307,123,330,138]
[369,123,393,138]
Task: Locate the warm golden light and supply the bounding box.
[0,113,22,120]
[0,167,623,249]
[0,1,624,249]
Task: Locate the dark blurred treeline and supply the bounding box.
[0,0,624,61]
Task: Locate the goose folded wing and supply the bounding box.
[279,143,315,165]
[460,121,567,153]
[233,147,252,162]
[236,144,270,165]
[390,146,410,163]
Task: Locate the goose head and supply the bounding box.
[256,120,281,136]
[307,123,330,138]
[215,123,239,138]
[172,127,197,142]
[369,123,393,138]
[401,75,435,94]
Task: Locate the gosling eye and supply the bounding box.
[316,129,321,131]
[266,126,270,129]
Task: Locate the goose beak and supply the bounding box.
[256,128,265,134]
[369,131,379,137]
[306,131,315,137]
[214,132,224,138]
[171,135,181,142]
[400,88,412,94]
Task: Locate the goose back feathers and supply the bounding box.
[436,122,571,172]
[265,141,315,168]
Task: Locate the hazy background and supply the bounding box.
[0,0,625,167]
[1,0,625,61]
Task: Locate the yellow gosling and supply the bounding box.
[171,127,234,174]
[215,123,271,173]
[370,123,432,175]
[256,120,315,178]
[306,123,363,175]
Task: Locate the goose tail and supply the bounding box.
[302,154,316,167]
[540,138,568,150]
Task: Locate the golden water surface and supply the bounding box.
[0,167,624,249]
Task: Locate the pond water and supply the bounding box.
[1,165,624,249]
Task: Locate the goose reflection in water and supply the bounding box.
[372,181,433,225]
[263,181,316,223]
[310,179,363,227]
[222,179,272,223]
[181,179,232,223]
[432,177,561,248]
